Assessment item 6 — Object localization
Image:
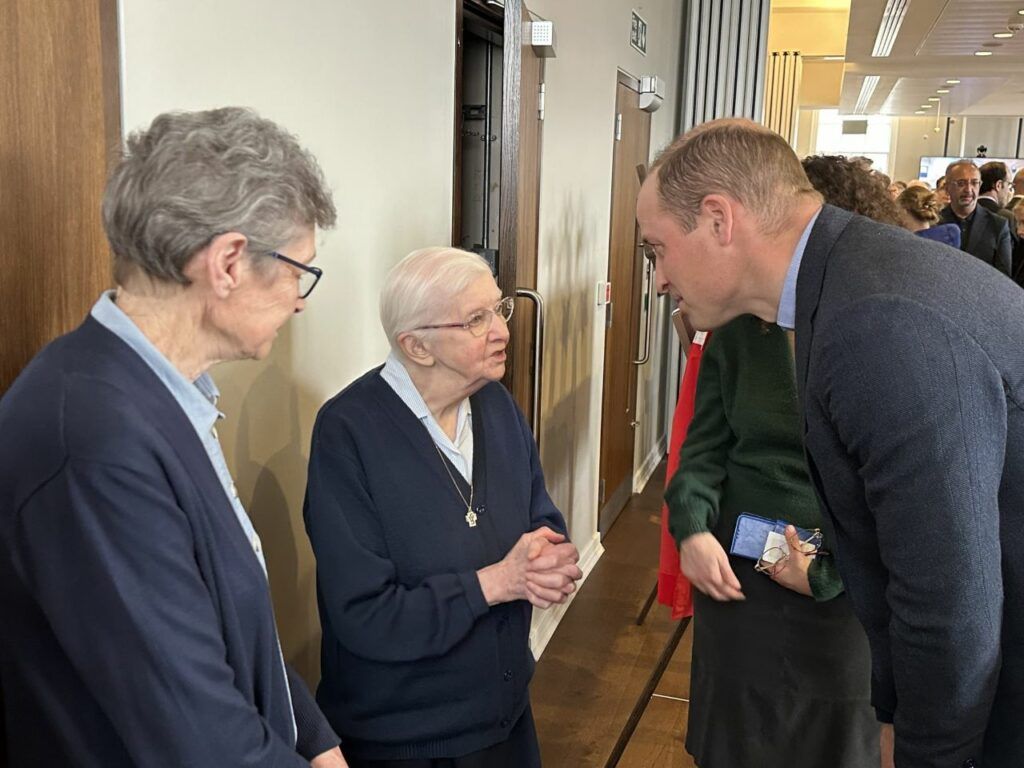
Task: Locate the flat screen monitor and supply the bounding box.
[918,156,1024,187]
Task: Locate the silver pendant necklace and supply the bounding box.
[434,444,478,527]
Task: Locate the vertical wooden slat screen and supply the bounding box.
[0,0,121,395]
[680,0,771,131]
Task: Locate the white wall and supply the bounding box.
[528,0,684,529]
[120,0,685,678]
[120,0,457,680]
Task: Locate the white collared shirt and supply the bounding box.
[380,352,474,482]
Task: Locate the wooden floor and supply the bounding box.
[532,463,697,768]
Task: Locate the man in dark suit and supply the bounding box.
[938,159,1013,276]
[977,161,1017,231]
[637,118,1024,768]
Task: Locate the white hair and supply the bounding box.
[379,247,494,350]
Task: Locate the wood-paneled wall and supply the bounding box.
[0,0,121,394]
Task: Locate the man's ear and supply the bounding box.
[700,194,735,246]
[192,232,249,298]
[397,332,435,367]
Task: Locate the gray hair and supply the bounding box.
[102,107,336,285]
[379,247,494,350]
[945,159,979,179]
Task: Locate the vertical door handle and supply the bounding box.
[632,257,655,365]
[515,288,545,438]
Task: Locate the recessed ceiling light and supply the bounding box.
[1019,9,1024,15]
[928,96,941,101]
[854,75,880,113]
[871,0,911,57]
[946,79,961,84]
[921,104,933,108]
[976,50,994,56]
[937,88,950,93]
[915,110,925,114]
[994,32,1014,39]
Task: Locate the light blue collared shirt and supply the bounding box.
[89,291,295,742]
[776,208,821,330]
[380,352,474,483]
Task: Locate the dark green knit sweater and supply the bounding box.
[666,314,843,601]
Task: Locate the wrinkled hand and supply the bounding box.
[524,536,582,609]
[478,527,581,608]
[880,724,895,768]
[678,532,744,601]
[766,525,814,597]
[310,746,348,768]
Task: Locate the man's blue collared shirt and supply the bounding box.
[776,208,821,330]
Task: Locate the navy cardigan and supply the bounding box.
[0,317,338,766]
[303,369,567,761]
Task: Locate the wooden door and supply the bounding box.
[598,76,651,535]
[498,0,545,435]
[0,0,121,395]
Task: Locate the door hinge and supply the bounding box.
[615,113,622,141]
[538,83,546,121]
[605,301,613,328]
[599,478,607,506]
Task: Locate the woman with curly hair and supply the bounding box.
[897,185,962,247]
[800,155,907,227]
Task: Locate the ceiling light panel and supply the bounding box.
[872,0,911,57]
[854,75,881,113]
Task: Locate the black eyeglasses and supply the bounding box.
[414,297,515,337]
[271,251,323,299]
[640,241,658,264]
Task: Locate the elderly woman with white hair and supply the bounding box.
[0,108,347,766]
[303,247,581,768]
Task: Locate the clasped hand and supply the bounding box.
[480,526,582,608]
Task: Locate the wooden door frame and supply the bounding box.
[597,71,651,535]
[496,0,524,302]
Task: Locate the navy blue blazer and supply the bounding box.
[0,317,337,766]
[795,205,1024,768]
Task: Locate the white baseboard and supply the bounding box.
[529,531,605,659]
[633,431,668,493]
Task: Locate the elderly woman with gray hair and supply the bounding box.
[0,108,347,767]
[303,247,581,768]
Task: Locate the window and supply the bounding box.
[813,109,894,175]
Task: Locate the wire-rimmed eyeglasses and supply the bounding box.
[414,297,515,337]
[754,529,826,578]
[271,251,323,299]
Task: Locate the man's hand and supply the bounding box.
[678,532,744,601]
[310,746,348,768]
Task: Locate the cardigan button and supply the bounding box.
[500,718,510,728]
[503,669,513,682]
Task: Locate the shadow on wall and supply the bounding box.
[539,190,596,537]
[222,325,324,687]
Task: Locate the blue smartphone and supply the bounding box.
[730,513,817,561]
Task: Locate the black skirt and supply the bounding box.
[686,506,880,768]
[345,704,541,768]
